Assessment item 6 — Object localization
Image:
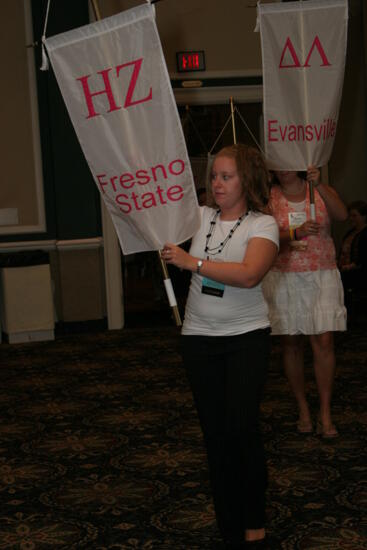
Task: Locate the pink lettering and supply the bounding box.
[136,170,150,185]
[155,185,167,205]
[305,125,313,141]
[169,159,185,176]
[279,37,301,68]
[304,36,331,67]
[280,125,288,141]
[119,173,135,189]
[116,58,152,108]
[131,191,142,211]
[151,164,167,182]
[77,69,121,119]
[288,125,297,141]
[268,120,278,142]
[141,192,157,209]
[167,185,184,201]
[297,125,305,141]
[314,123,323,141]
[116,193,131,214]
[77,58,152,119]
[96,174,108,194]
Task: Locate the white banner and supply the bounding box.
[257,0,348,170]
[45,4,200,255]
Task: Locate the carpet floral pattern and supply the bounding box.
[0,322,366,549]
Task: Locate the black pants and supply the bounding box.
[181,329,270,543]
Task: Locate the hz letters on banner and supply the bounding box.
[76,58,152,119]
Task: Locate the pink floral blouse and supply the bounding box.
[270,184,337,272]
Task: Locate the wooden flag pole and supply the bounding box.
[91,0,181,327]
[90,0,102,20]
[230,97,237,145]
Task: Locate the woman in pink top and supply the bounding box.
[262,166,347,438]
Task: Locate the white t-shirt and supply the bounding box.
[182,206,279,336]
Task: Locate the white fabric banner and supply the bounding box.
[257,0,348,170]
[45,4,200,255]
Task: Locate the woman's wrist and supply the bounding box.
[192,257,205,274]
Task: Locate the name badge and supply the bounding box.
[201,277,225,298]
[288,211,308,251]
[288,211,306,228]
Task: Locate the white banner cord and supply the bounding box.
[208,106,264,156]
[209,114,232,154]
[40,0,51,71]
[234,107,264,155]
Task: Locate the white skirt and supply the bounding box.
[262,269,347,335]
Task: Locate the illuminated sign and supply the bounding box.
[176,51,205,72]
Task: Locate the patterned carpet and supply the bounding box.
[0,314,366,549]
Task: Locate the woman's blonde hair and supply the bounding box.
[207,143,270,213]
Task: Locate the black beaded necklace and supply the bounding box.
[204,209,249,258]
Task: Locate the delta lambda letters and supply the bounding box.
[279,36,331,69]
[268,35,337,145]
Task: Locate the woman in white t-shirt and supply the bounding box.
[162,144,279,549]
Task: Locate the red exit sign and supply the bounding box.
[176,51,205,72]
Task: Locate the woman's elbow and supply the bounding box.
[241,256,277,288]
[241,273,263,288]
[246,279,260,289]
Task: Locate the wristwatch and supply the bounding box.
[196,259,203,274]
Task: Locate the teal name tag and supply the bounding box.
[201,277,225,297]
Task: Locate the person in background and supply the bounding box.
[162,143,279,549]
[338,200,367,302]
[262,167,347,439]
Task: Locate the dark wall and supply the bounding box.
[2,0,102,243]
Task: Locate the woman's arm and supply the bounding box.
[162,237,278,289]
[308,166,348,222]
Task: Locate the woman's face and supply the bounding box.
[210,156,246,213]
[349,208,366,229]
[274,171,298,185]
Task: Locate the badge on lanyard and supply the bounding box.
[288,211,308,250]
[288,211,306,229]
[201,277,225,298]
